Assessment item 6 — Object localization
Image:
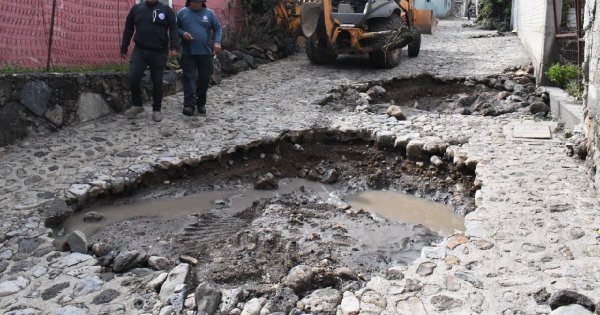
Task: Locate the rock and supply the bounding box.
[473,239,494,250]
[21,81,50,116]
[421,246,446,259]
[148,256,172,271]
[396,296,427,315]
[340,291,360,315]
[529,101,550,116]
[41,199,73,228]
[533,287,550,304]
[179,255,198,265]
[497,91,511,100]
[66,230,87,254]
[550,304,594,315]
[455,272,483,289]
[159,263,190,303]
[52,252,94,268]
[54,305,87,315]
[445,275,461,291]
[77,92,111,122]
[334,267,358,280]
[83,211,104,222]
[112,250,141,273]
[254,172,278,190]
[585,244,600,257]
[159,305,174,315]
[98,304,126,315]
[522,243,545,253]
[299,288,342,314]
[386,266,406,280]
[430,155,444,167]
[376,131,396,147]
[44,105,64,127]
[446,234,469,249]
[171,284,188,314]
[67,184,91,204]
[406,139,425,160]
[548,290,594,311]
[366,85,386,97]
[4,308,42,315]
[430,295,463,311]
[386,105,406,120]
[321,169,339,184]
[417,262,437,277]
[73,276,103,297]
[241,298,264,315]
[264,286,298,313]
[422,137,447,155]
[220,288,242,314]
[148,272,169,291]
[568,227,585,239]
[196,282,221,315]
[41,282,69,300]
[92,289,120,304]
[283,265,314,292]
[91,243,114,257]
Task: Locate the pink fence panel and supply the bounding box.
[0,0,243,69]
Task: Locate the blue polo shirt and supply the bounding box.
[176,7,223,55]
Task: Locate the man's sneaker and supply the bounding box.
[182,107,195,116]
[124,106,144,116]
[197,106,206,117]
[152,111,163,122]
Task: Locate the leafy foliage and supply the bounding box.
[546,63,583,100]
[477,0,512,31]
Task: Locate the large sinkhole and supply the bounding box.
[52,134,476,302]
[322,71,543,118]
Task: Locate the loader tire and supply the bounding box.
[305,35,337,64]
[369,15,402,68]
[408,31,421,57]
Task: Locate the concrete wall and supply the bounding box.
[414,0,453,18]
[583,0,600,185]
[512,0,558,85]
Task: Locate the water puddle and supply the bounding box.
[59,178,336,238]
[345,190,464,236]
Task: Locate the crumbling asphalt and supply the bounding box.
[1,18,599,315]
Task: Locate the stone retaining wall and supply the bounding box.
[583,0,600,186]
[0,71,180,147]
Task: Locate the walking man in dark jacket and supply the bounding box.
[177,0,222,116]
[121,0,178,122]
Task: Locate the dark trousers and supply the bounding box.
[180,54,213,109]
[129,47,168,111]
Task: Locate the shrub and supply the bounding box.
[546,63,582,100]
[477,0,512,31]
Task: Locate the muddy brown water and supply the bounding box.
[59,178,336,237]
[345,190,464,236]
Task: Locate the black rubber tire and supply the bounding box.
[368,15,402,68]
[305,35,338,64]
[407,31,421,57]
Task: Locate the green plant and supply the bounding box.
[546,63,581,88]
[546,63,582,99]
[477,0,512,31]
[0,63,129,74]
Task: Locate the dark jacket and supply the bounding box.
[121,1,177,53]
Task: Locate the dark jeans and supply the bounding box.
[129,47,168,111]
[180,54,213,109]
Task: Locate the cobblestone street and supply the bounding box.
[2,18,599,314]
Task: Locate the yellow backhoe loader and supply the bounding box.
[275,0,435,68]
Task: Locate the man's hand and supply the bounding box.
[169,49,177,57]
[213,43,222,55]
[120,52,128,60]
[182,32,193,41]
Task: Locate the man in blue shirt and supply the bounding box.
[177,0,222,116]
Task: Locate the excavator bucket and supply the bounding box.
[412,9,436,34]
[301,2,322,38]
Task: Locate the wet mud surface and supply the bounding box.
[83,140,476,291]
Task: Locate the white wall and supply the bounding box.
[513,0,556,83]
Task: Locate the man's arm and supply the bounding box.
[211,11,222,54]
[168,7,178,52]
[120,7,136,55]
